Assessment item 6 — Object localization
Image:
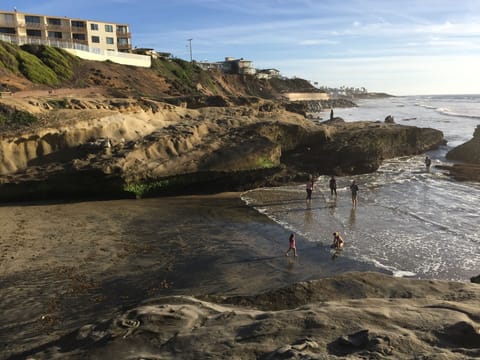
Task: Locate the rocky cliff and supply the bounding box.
[438,125,480,181]
[446,125,480,164]
[0,95,445,201]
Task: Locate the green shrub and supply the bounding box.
[123,179,171,198]
[0,108,37,127]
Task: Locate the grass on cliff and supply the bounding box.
[151,58,220,95]
[21,44,77,81]
[0,41,76,86]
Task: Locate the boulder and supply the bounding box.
[447,125,480,164]
[282,122,445,175]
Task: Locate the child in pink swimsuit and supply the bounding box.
[285,233,297,257]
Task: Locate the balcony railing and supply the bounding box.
[116,31,131,37]
[117,43,131,50]
[24,22,43,29]
[46,24,71,31]
[71,39,88,45]
[0,19,16,27]
[71,26,87,33]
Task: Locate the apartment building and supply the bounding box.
[0,10,132,53]
[197,57,256,75]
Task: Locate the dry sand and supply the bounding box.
[0,194,479,359]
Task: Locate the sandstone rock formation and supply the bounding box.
[0,96,445,201]
[447,125,480,164]
[439,125,480,181]
[12,272,480,359]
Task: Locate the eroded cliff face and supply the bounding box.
[439,125,480,181]
[446,125,480,164]
[282,122,445,175]
[0,97,445,201]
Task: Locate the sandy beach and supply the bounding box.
[1,193,479,359]
[0,193,373,358]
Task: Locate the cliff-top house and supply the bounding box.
[0,9,150,67]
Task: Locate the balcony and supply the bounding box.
[46,24,71,31]
[24,22,44,29]
[72,39,88,46]
[0,19,16,27]
[116,31,131,37]
[117,43,131,50]
[71,25,87,33]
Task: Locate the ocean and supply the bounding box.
[241,94,480,282]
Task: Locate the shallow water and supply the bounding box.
[242,95,480,282]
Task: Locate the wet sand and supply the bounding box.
[0,193,380,359]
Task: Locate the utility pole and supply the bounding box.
[187,38,193,62]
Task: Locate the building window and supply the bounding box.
[26,29,42,37]
[72,33,86,41]
[47,18,62,26]
[0,14,15,23]
[47,31,62,39]
[117,38,129,45]
[71,21,85,28]
[106,37,114,45]
[116,25,128,34]
[91,35,100,43]
[90,23,98,31]
[0,27,16,34]
[105,24,113,32]
[25,15,41,24]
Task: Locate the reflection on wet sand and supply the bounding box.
[349,207,356,227]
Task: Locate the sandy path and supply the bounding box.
[8,87,106,99]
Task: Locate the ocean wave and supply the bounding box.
[358,255,416,277]
[435,107,480,119]
[414,103,480,119]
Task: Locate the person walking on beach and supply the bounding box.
[329,175,337,196]
[285,233,297,257]
[330,108,334,120]
[425,155,431,170]
[350,180,359,208]
[332,232,344,250]
[306,179,314,200]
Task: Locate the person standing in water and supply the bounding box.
[350,180,359,208]
[425,156,431,170]
[306,179,314,200]
[285,233,297,257]
[329,175,337,196]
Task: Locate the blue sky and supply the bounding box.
[3,0,480,95]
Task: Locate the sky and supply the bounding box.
[3,0,480,95]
